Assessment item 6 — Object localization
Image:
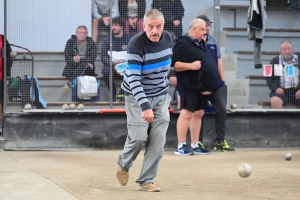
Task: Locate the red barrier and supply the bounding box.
[99,109,175,114]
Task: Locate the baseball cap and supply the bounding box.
[196,15,213,23]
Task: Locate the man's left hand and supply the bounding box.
[142,109,154,123]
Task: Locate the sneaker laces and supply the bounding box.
[198,141,205,148]
[182,144,190,150]
[223,140,231,148]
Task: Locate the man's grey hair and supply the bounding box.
[188,18,205,30]
[280,40,293,46]
[76,25,88,33]
[143,9,165,24]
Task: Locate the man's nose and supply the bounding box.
[152,27,159,32]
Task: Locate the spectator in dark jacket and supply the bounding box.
[119,0,146,37]
[62,25,97,85]
[152,0,184,42]
[101,18,131,101]
[266,40,300,108]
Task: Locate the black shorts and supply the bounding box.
[180,93,208,112]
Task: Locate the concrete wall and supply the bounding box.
[4,112,300,150]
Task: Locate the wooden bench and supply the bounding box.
[234,51,300,56]
[258,102,300,108]
[7,76,104,82]
[258,101,271,106]
[224,28,300,33]
[35,76,103,80]
[16,51,102,55]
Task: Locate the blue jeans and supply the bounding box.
[200,84,227,142]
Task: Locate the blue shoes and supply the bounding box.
[191,142,211,155]
[174,142,211,156]
[174,144,194,156]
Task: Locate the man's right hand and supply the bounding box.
[275,88,284,95]
[190,61,201,70]
[74,55,80,63]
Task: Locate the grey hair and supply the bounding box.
[280,40,292,46]
[188,18,205,30]
[76,25,88,32]
[143,9,165,24]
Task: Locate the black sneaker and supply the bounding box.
[174,144,194,156]
[192,142,211,155]
[216,140,235,152]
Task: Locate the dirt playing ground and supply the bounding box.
[0,149,299,200]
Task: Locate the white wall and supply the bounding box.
[145,0,215,35]
[5,0,214,52]
[6,0,91,52]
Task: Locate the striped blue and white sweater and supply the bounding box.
[121,31,173,111]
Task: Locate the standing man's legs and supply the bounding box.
[117,95,149,186]
[208,84,234,151]
[136,94,171,186]
[189,110,203,143]
[92,19,99,43]
[189,109,210,154]
[199,117,204,142]
[175,93,209,155]
[117,94,171,190]
[176,109,193,144]
[208,84,227,143]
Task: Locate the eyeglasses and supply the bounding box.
[206,24,211,27]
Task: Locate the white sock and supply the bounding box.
[178,143,186,149]
[191,142,198,149]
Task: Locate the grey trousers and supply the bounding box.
[117,94,171,186]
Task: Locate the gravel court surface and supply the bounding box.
[0,149,299,200]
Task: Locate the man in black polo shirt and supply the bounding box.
[172,18,219,156]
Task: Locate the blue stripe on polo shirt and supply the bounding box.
[127,63,142,70]
[143,58,171,71]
